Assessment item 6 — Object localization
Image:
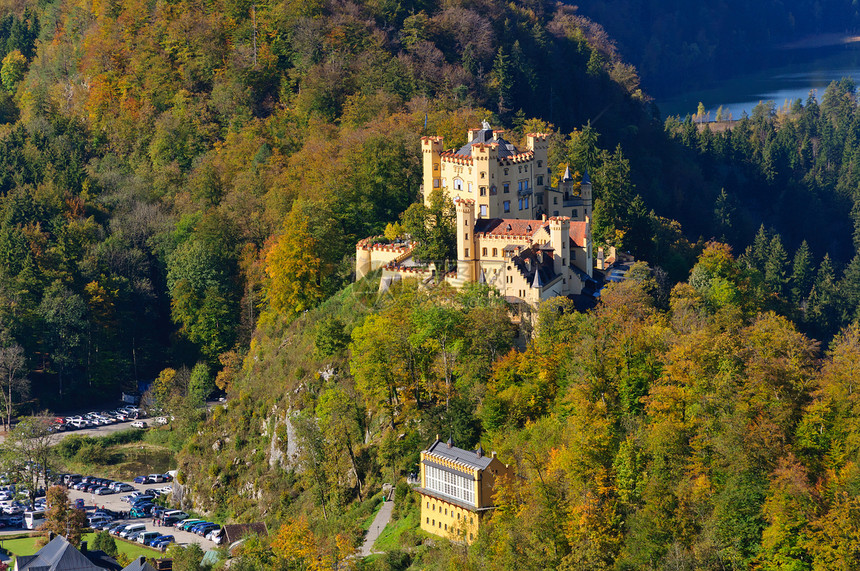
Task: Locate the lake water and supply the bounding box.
[658,40,860,120]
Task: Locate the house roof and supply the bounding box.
[222,523,269,545]
[16,536,121,571]
[121,558,157,571]
[455,126,520,158]
[570,221,588,247]
[474,218,544,237]
[425,439,494,470]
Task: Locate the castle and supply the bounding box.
[356,123,594,306]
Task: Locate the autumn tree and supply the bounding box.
[0,341,27,431]
[41,486,87,546]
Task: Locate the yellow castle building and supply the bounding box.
[356,123,595,306]
[417,437,511,543]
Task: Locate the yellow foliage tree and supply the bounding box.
[264,208,324,320]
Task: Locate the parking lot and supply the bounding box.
[0,478,218,551]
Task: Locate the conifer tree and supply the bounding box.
[790,240,814,305]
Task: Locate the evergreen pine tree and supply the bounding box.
[790,240,814,305]
[764,234,789,296]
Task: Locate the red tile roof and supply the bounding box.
[569,221,588,247]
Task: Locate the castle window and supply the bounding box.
[503,201,510,213]
[433,178,440,188]
[434,164,439,170]
[427,517,429,523]
[454,178,463,190]
[518,198,523,210]
[524,165,528,172]
[480,205,487,217]
[482,247,487,256]
[518,166,522,173]
[457,513,461,520]
[489,185,496,195]
[503,183,510,194]
[480,171,486,178]
[445,509,448,515]
[470,533,474,541]
[445,524,448,530]
[518,181,523,192]
[524,180,529,190]
[524,197,529,208]
[468,182,473,193]
[504,168,509,175]
[465,248,469,257]
[553,197,558,205]
[563,258,566,265]
[573,209,578,218]
[537,175,543,186]
[493,248,498,257]
[537,160,543,167]
[480,187,487,196]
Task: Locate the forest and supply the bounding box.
[3,0,860,567]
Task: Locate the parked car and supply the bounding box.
[131,421,147,429]
[94,487,113,495]
[129,507,149,518]
[74,499,85,509]
[150,535,174,549]
[138,531,161,545]
[178,519,205,531]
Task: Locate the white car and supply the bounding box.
[154,417,168,425]
[131,421,147,429]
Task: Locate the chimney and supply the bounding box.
[80,541,87,553]
[447,436,453,448]
[49,532,55,541]
[139,556,147,566]
[492,451,497,458]
[476,446,484,458]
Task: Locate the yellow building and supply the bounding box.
[417,437,511,543]
[356,123,596,306]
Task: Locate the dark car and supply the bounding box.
[150,535,174,549]
[133,476,146,484]
[194,523,220,536]
[110,523,131,537]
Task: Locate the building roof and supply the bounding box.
[474,218,544,237]
[425,439,494,471]
[455,125,520,158]
[222,523,269,545]
[569,221,588,247]
[16,536,122,571]
[121,558,157,571]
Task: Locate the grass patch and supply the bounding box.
[372,509,419,552]
[82,533,162,560]
[0,534,40,560]
[357,493,385,531]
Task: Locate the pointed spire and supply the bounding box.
[478,268,487,284]
[582,168,590,184]
[532,269,545,289]
[476,445,484,458]
[447,436,454,448]
[562,164,573,181]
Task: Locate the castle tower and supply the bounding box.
[559,164,574,202]
[456,199,477,283]
[356,243,371,280]
[548,217,570,282]
[422,136,444,205]
[581,169,592,202]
